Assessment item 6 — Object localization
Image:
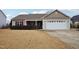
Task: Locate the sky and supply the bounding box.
[2,9,79,23]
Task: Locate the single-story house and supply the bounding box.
[0,10,6,28]
[10,10,70,30]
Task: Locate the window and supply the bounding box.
[16,21,23,26]
[19,22,23,26]
[16,22,19,26]
[59,21,61,23]
[51,21,53,22]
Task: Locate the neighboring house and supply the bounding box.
[10,10,70,30]
[71,15,79,23]
[0,10,6,28]
[71,15,79,28]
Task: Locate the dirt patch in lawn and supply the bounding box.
[0,29,73,49]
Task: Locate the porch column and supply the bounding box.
[43,20,46,29]
[23,20,27,26]
[35,21,37,26]
[68,19,70,29]
[12,21,15,26]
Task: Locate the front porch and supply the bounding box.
[11,20,43,29]
[26,21,42,29]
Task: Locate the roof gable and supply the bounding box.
[44,10,70,19]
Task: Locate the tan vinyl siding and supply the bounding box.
[44,10,70,19]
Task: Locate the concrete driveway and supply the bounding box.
[47,30,79,48]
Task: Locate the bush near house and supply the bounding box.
[70,23,74,28]
[70,22,79,28]
[74,22,79,28]
[1,24,9,29]
[77,23,79,28]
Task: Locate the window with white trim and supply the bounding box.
[16,21,23,26]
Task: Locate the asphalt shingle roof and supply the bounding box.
[11,14,46,21]
[71,15,79,22]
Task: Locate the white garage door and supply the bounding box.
[44,20,68,30]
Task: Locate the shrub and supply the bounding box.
[74,22,79,28]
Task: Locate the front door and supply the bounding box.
[27,21,35,29]
[37,21,42,29]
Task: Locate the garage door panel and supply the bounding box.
[45,22,67,30]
